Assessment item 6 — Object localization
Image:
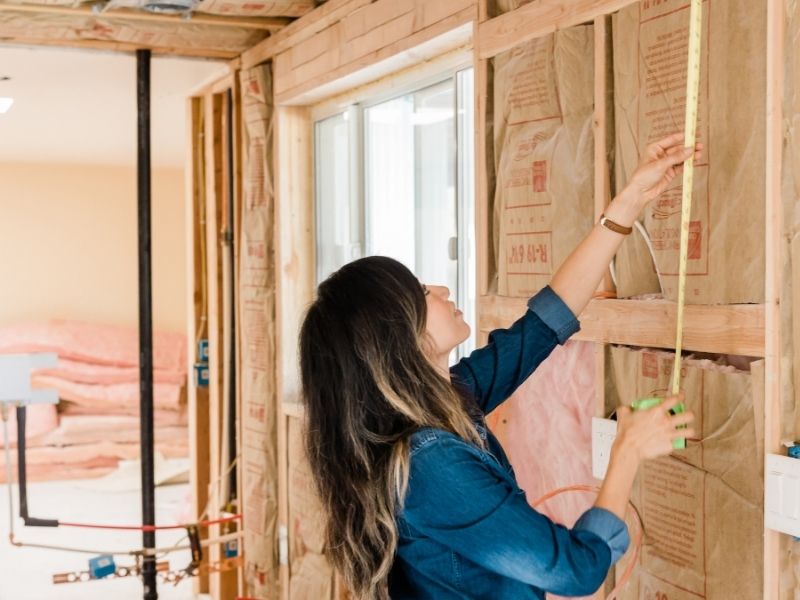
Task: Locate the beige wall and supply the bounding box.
[0,162,187,334]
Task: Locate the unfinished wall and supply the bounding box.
[492,26,595,296]
[606,346,764,600]
[239,64,280,600]
[612,0,766,304]
[0,162,187,334]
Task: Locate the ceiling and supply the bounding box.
[0,0,326,58]
[0,44,228,167]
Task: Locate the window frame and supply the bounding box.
[311,61,476,355]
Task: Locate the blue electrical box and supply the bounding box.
[198,339,209,362]
[89,555,116,579]
[224,538,239,558]
[194,363,209,387]
[789,445,800,460]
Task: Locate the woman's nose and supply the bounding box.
[431,285,451,299]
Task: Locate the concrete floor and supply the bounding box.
[0,478,206,600]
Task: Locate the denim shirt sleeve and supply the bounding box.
[402,434,627,597]
[573,507,631,564]
[450,286,580,414]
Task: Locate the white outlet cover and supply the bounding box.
[592,417,618,480]
[765,453,800,537]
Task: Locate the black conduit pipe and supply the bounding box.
[16,406,58,528]
[136,48,157,600]
[226,88,237,503]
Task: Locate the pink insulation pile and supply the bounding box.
[0,320,188,481]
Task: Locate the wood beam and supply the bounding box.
[241,0,373,68]
[476,0,639,59]
[0,3,289,30]
[763,0,785,596]
[275,10,473,106]
[0,36,238,60]
[478,296,767,357]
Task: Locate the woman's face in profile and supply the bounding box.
[422,284,471,357]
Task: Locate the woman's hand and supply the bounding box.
[620,133,704,211]
[613,394,696,463]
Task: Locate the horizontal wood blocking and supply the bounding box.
[262,0,477,104]
[477,0,638,59]
[478,295,766,357]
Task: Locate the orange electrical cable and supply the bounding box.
[531,485,643,599]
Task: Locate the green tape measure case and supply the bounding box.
[631,397,687,450]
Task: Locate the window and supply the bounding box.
[314,69,475,356]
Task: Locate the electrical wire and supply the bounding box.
[3,417,242,558]
[531,485,644,600]
[57,513,241,532]
[11,531,243,559]
[607,220,664,295]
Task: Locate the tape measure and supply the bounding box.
[631,0,703,450]
[671,0,703,394]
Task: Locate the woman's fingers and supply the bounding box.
[660,394,683,412]
[670,410,695,427]
[647,132,685,158]
[659,145,694,169]
[672,427,696,441]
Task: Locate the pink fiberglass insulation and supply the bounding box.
[58,401,188,425]
[37,357,186,385]
[0,320,187,372]
[487,340,597,527]
[31,374,183,412]
[485,340,598,600]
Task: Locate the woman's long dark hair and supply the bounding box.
[299,256,480,599]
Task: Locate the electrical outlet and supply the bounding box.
[765,453,800,537]
[592,417,618,480]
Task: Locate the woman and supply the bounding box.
[299,133,699,599]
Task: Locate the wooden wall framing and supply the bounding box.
[187,85,242,599]
[472,0,786,598]
[187,0,794,598]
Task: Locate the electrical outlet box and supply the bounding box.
[765,453,800,537]
[592,417,618,480]
[198,339,209,362]
[194,363,209,387]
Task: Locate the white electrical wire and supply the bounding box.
[633,220,665,293]
[608,220,665,295]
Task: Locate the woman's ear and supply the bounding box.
[419,330,439,363]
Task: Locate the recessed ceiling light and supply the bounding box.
[0,98,14,114]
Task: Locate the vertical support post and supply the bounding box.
[764,0,784,597]
[136,47,157,600]
[592,16,614,600]
[186,95,211,595]
[475,0,492,347]
[226,87,238,503]
[593,14,612,424]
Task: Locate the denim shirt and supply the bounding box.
[389,287,630,599]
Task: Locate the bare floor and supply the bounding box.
[0,478,207,600]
